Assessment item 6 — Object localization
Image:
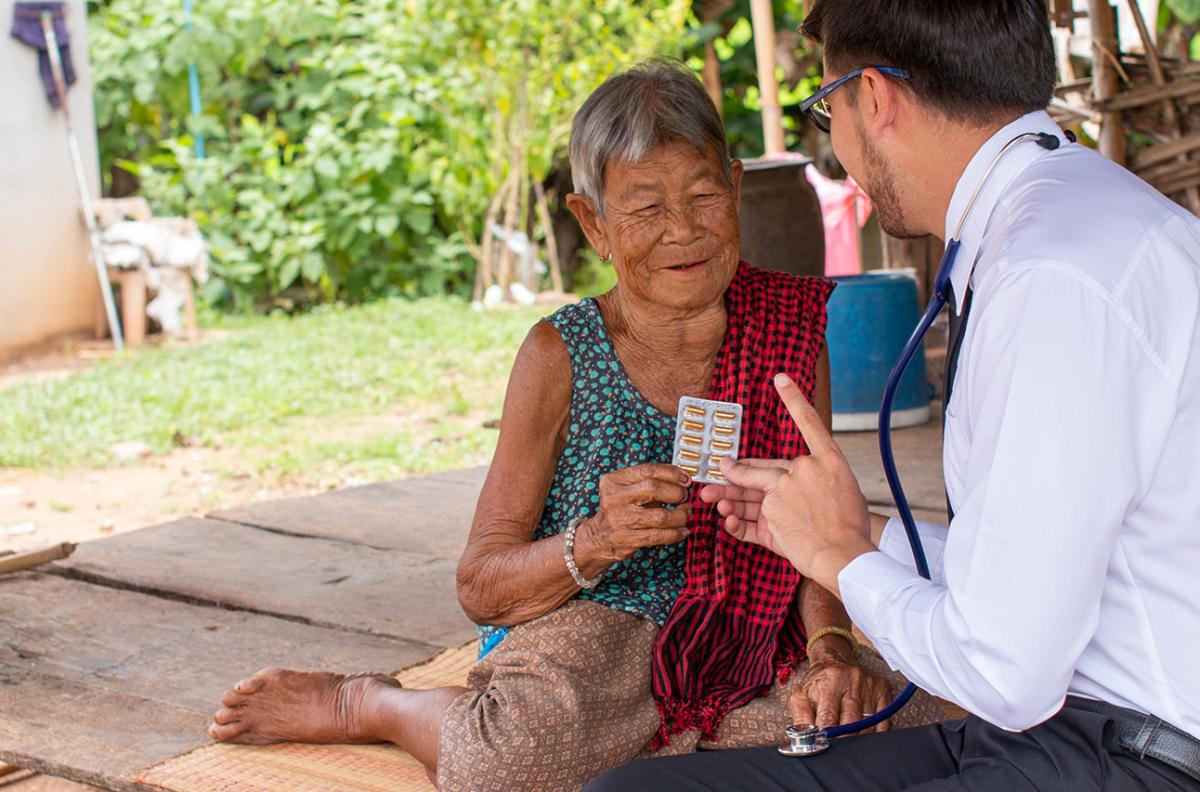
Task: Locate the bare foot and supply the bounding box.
[209,668,402,745]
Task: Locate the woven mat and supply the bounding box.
[135,643,477,792]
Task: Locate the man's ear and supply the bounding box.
[857,67,901,138]
[565,193,609,259]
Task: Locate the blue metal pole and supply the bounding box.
[183,0,205,159]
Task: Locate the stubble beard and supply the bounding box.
[859,134,924,240]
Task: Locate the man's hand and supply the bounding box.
[789,638,894,732]
[717,373,876,594]
[698,460,787,554]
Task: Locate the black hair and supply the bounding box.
[800,0,1056,125]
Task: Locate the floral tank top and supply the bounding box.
[477,299,685,656]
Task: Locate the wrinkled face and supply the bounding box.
[585,140,743,310]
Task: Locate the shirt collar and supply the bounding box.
[943,110,1067,314]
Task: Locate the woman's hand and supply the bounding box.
[789,638,894,733]
[578,463,693,564]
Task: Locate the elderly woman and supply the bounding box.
[208,60,940,790]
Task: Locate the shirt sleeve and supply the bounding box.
[877,517,949,584]
[838,264,1177,731]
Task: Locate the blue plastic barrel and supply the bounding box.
[826,272,930,432]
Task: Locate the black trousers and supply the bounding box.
[584,699,1200,792]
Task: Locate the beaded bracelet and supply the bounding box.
[805,626,857,655]
[564,515,603,589]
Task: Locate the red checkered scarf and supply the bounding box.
[651,261,835,748]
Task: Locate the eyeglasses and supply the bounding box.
[800,67,911,133]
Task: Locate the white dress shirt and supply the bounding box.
[838,111,1200,737]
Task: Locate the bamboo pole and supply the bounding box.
[749,0,786,155]
[1126,0,1200,212]
[533,180,565,293]
[1088,0,1129,164]
[1132,131,1200,170]
[1097,78,1200,110]
[0,542,76,576]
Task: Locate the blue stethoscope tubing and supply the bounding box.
[798,131,1064,746]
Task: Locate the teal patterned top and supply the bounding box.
[478,299,685,656]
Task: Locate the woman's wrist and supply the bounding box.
[806,626,857,664]
[571,516,619,573]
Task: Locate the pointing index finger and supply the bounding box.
[774,373,837,455]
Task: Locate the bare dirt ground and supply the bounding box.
[0,337,319,554]
[0,444,321,555]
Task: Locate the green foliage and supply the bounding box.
[88,0,687,308]
[683,0,820,159]
[1165,0,1200,24]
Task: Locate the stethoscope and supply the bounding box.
[780,129,1068,758]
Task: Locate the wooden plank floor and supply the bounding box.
[0,468,487,790]
[0,415,947,790]
[57,517,475,646]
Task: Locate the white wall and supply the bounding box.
[0,0,101,354]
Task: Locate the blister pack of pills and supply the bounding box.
[672,397,743,484]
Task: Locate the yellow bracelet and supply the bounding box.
[805,626,857,655]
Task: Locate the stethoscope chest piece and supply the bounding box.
[778,724,830,757]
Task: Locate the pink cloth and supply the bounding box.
[805,166,873,277]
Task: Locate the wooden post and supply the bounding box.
[1088,0,1128,165]
[749,0,786,155]
[1052,0,1076,29]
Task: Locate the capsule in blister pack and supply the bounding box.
[672,397,743,484]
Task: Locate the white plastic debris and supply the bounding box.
[110,440,152,462]
[0,522,37,537]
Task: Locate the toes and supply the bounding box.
[234,668,282,695]
[209,720,250,742]
[221,688,249,708]
[212,708,241,726]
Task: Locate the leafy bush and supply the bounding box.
[88,0,686,308]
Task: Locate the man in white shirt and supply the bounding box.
[586,1,1200,790]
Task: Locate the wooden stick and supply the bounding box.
[1088,0,1128,164]
[1050,98,1101,122]
[533,180,565,293]
[475,176,510,301]
[1056,78,1094,96]
[1132,131,1200,171]
[517,52,534,290]
[0,542,77,576]
[1154,170,1200,196]
[1125,0,1200,212]
[1096,78,1200,111]
[1138,160,1200,190]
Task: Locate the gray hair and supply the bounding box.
[569,59,733,210]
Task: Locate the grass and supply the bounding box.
[0,298,551,479]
